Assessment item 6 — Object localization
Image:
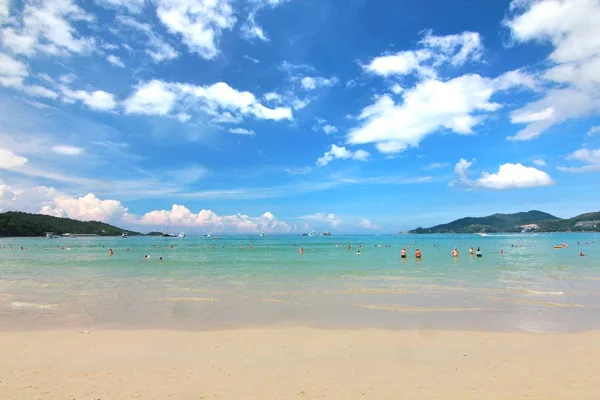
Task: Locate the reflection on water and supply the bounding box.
[0,233,599,332]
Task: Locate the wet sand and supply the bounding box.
[1,328,599,399]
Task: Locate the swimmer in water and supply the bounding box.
[500,249,504,255]
[580,252,585,257]
[415,249,422,259]
[476,247,482,257]
[299,247,304,255]
[159,256,163,261]
[469,247,474,255]
[144,255,150,260]
[356,250,361,255]
[451,248,458,257]
[108,249,114,256]
[401,248,407,258]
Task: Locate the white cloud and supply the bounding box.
[511,107,554,123]
[106,54,125,68]
[347,74,504,153]
[419,30,483,66]
[558,148,600,173]
[505,0,600,140]
[284,166,311,175]
[0,0,9,22]
[360,218,380,230]
[40,193,128,222]
[299,212,341,227]
[243,54,259,64]
[263,92,282,102]
[0,52,27,87]
[51,145,84,155]
[532,158,547,167]
[130,204,291,233]
[60,85,117,111]
[241,13,267,41]
[364,31,483,78]
[1,0,94,57]
[229,128,255,135]
[124,80,293,122]
[98,0,146,13]
[390,84,404,94]
[453,158,554,189]
[176,112,191,122]
[22,84,59,99]
[300,76,338,90]
[155,0,236,60]
[123,80,178,116]
[116,15,179,63]
[422,162,449,170]
[316,144,370,167]
[0,149,28,169]
[322,125,337,134]
[587,126,600,136]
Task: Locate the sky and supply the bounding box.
[0,0,600,234]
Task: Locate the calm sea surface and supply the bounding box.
[1,233,599,332]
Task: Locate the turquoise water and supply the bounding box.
[1,233,599,332]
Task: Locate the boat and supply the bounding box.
[477,232,488,237]
[45,232,59,239]
[321,232,332,236]
[162,233,176,237]
[121,232,128,238]
[178,232,186,238]
[309,231,316,237]
[259,232,265,237]
[205,233,212,238]
[302,233,308,236]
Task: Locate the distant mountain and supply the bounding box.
[408,210,600,233]
[0,212,141,237]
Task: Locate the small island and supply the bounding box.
[409,210,600,234]
[0,212,142,237]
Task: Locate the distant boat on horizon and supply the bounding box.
[121,232,128,238]
[205,233,212,238]
[322,232,332,236]
[309,231,316,237]
[178,232,186,238]
[259,232,265,237]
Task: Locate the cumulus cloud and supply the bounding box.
[123,80,293,122]
[558,148,600,173]
[106,54,125,68]
[505,0,600,140]
[299,212,341,227]
[40,193,128,222]
[1,0,94,57]
[51,145,84,155]
[532,158,547,167]
[60,85,117,111]
[0,0,8,22]
[0,149,28,169]
[322,125,337,134]
[130,204,291,233]
[316,144,370,167]
[347,74,506,153]
[364,30,483,78]
[155,0,236,60]
[452,158,554,189]
[116,15,179,63]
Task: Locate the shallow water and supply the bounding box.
[1,233,599,332]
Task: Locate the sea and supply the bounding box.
[1,233,599,333]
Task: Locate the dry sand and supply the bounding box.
[1,328,599,399]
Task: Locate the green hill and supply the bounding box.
[408,210,600,233]
[0,212,141,237]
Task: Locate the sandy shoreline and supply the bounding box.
[1,328,599,399]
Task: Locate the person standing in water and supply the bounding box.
[401,248,407,258]
[415,249,422,259]
[451,248,459,257]
[469,247,474,255]
[108,249,114,256]
[299,247,304,255]
[476,247,482,257]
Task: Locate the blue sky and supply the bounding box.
[1,0,600,233]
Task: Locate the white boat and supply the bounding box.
[205,233,212,238]
[45,232,59,239]
[259,232,265,237]
[322,232,332,236]
[178,232,186,238]
[477,232,488,237]
[309,231,316,237]
[122,232,128,238]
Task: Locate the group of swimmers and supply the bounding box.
[399,246,482,259]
